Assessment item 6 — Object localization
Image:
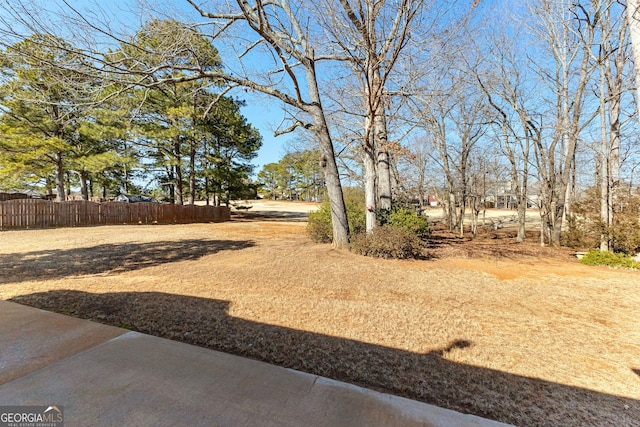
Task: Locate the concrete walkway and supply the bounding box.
[0,300,514,427]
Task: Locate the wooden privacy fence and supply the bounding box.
[0,199,230,230]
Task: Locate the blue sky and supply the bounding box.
[239,98,290,172]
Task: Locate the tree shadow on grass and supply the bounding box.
[9,290,640,427]
[0,239,254,284]
[231,210,311,223]
[424,228,575,260]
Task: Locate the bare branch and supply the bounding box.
[274,120,313,136]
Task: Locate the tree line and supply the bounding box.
[0,20,261,206]
[258,150,325,202]
[0,0,639,252]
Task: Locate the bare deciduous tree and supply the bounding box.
[474,27,536,243]
[311,0,425,232]
[627,0,640,111]
[184,0,351,246]
[595,0,631,251]
[526,0,599,246]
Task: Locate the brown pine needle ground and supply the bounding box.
[1,201,639,427]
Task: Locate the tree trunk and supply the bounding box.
[375,103,392,210]
[458,197,465,237]
[508,173,527,243]
[599,59,611,251]
[315,118,350,247]
[364,142,377,233]
[510,145,527,244]
[608,92,621,239]
[518,133,531,243]
[188,141,196,205]
[470,195,480,238]
[550,187,567,246]
[516,196,526,242]
[306,72,349,247]
[418,166,426,209]
[538,182,553,247]
[436,129,457,230]
[447,190,457,231]
[65,172,71,198]
[123,166,129,194]
[173,135,183,205]
[377,149,392,209]
[203,139,210,205]
[55,152,65,202]
[601,6,625,250]
[627,0,640,116]
[167,167,175,204]
[79,170,89,201]
[459,150,469,237]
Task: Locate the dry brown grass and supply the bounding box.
[1,203,639,427]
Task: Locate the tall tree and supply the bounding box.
[627,0,640,115]
[114,19,222,205]
[73,105,136,200]
[474,25,537,243]
[593,0,631,251]
[312,0,430,232]
[0,34,92,200]
[408,61,459,231]
[200,96,262,206]
[185,0,350,247]
[527,0,599,246]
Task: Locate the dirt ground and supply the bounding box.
[1,200,639,427]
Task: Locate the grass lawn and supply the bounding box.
[1,202,639,427]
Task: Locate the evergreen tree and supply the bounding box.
[257,150,324,201]
[113,19,222,204]
[0,34,86,199]
[200,96,262,206]
[0,34,129,199]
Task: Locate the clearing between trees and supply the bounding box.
[1,201,639,427]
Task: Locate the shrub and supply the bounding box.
[564,214,598,249]
[610,216,640,255]
[307,188,366,243]
[386,206,430,237]
[567,187,640,254]
[350,226,425,259]
[307,202,333,243]
[579,250,640,269]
